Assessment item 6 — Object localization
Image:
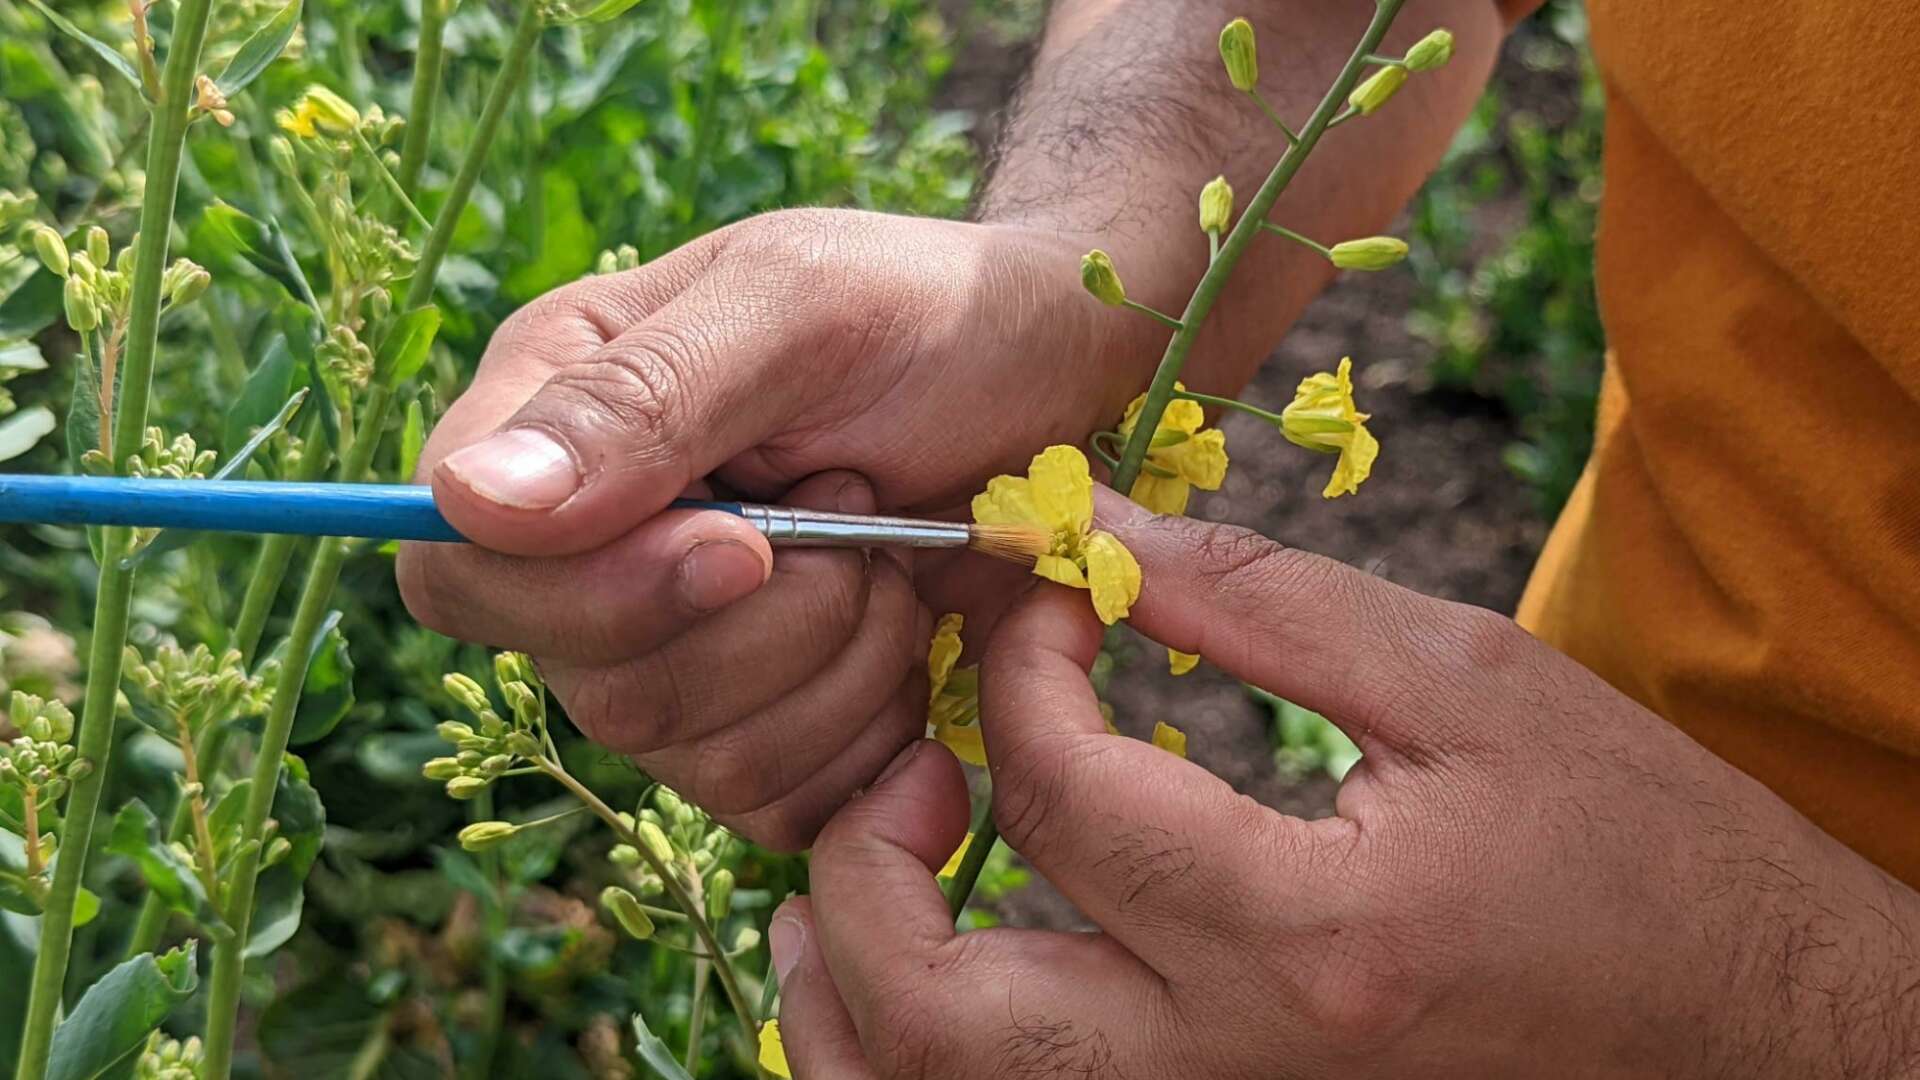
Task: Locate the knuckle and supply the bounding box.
[556,664,684,755]
[545,329,700,453]
[725,802,821,854]
[688,725,789,817]
[988,731,1083,855]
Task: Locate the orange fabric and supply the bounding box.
[1516,3,1920,883]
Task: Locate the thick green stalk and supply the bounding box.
[945,0,1410,919]
[200,15,547,1072]
[13,0,218,1073]
[200,386,394,1080]
[396,0,450,195]
[942,799,998,919]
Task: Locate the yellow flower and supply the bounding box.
[1168,650,1200,676]
[1151,721,1189,758]
[938,833,974,879]
[758,1020,791,1078]
[1117,385,1230,517]
[973,446,1141,624]
[1279,358,1379,498]
[276,85,360,139]
[927,614,983,766]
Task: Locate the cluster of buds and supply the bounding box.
[315,175,416,292]
[134,1031,204,1080]
[121,641,270,736]
[276,86,404,147]
[26,225,208,335]
[0,691,85,803]
[1349,28,1455,115]
[123,428,219,480]
[0,190,35,233]
[425,653,547,800]
[593,244,642,275]
[607,786,736,904]
[317,324,375,392]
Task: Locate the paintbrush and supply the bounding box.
[0,475,1050,564]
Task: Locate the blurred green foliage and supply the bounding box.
[1407,0,1604,516]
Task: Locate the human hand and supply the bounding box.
[397,210,1159,849]
[771,489,1920,1077]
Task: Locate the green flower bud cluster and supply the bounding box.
[1,691,84,802]
[317,177,417,290]
[1349,29,1455,117]
[609,786,735,898]
[125,428,219,481]
[426,654,548,799]
[317,325,375,393]
[0,190,36,232]
[33,224,210,336]
[594,244,642,275]
[121,642,267,734]
[134,1031,205,1080]
[0,101,34,189]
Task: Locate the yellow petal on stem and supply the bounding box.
[1323,420,1379,498]
[1027,445,1095,535]
[1128,471,1192,516]
[934,714,986,766]
[1151,721,1189,758]
[1173,427,1229,490]
[927,613,965,698]
[972,474,1040,528]
[939,833,976,879]
[1034,554,1088,589]
[1083,529,1141,625]
[1168,650,1201,676]
[758,1021,791,1078]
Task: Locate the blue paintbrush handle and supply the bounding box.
[0,475,743,543]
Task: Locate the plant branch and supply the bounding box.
[1174,388,1286,425]
[353,130,432,231]
[396,0,449,195]
[14,0,219,1072]
[941,798,999,919]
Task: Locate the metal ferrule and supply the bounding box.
[734,504,971,548]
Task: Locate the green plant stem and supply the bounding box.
[1248,90,1299,145]
[654,0,743,253]
[13,0,218,1073]
[352,130,432,231]
[463,789,506,1080]
[536,761,759,1045]
[1122,299,1184,331]
[1175,388,1285,425]
[947,0,1410,920]
[396,0,449,195]
[1258,221,1331,257]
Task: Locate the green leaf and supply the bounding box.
[245,863,305,959]
[72,885,100,928]
[0,405,55,463]
[257,978,441,1080]
[287,613,355,746]
[0,831,40,916]
[0,266,61,339]
[282,306,340,452]
[187,202,306,299]
[0,909,35,1067]
[127,387,309,568]
[372,306,442,390]
[105,800,225,931]
[222,335,297,457]
[630,1013,697,1080]
[272,752,327,875]
[19,0,144,94]
[215,0,302,97]
[66,345,101,472]
[397,397,425,482]
[44,943,199,1080]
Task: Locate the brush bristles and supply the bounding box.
[966,523,1051,564]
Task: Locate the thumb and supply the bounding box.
[433,280,814,556]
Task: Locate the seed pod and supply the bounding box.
[1219,18,1258,92]
[1079,250,1126,307]
[1198,176,1234,234]
[706,869,735,923]
[458,820,518,851]
[1348,66,1409,117]
[1328,236,1410,271]
[1403,29,1455,72]
[600,885,654,940]
[421,757,463,781]
[28,224,68,278]
[63,276,100,332]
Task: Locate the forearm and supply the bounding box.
[978,0,1508,398]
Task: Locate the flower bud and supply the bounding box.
[479,754,512,777]
[455,749,484,768]
[458,820,518,852]
[637,820,675,866]
[299,85,361,135]
[1218,18,1258,92]
[445,775,489,800]
[1198,176,1234,234]
[600,885,654,940]
[85,226,109,269]
[494,651,537,689]
[63,275,100,332]
[1079,250,1126,307]
[1328,236,1409,271]
[706,868,734,923]
[731,927,761,953]
[1403,29,1455,72]
[608,843,641,868]
[501,681,539,726]
[27,224,68,278]
[442,674,490,715]
[1348,65,1408,117]
[168,266,211,308]
[268,136,298,176]
[263,836,293,867]
[504,732,542,758]
[436,721,477,746]
[421,757,464,781]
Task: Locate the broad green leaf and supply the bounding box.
[398,397,425,482]
[0,405,55,463]
[245,863,305,959]
[0,266,60,339]
[127,388,309,567]
[215,0,302,97]
[72,885,99,927]
[19,0,144,94]
[105,800,224,930]
[44,943,199,1080]
[272,752,327,874]
[222,334,297,457]
[284,613,355,746]
[372,306,442,390]
[631,1013,697,1080]
[65,346,101,471]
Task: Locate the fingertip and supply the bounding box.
[985,580,1105,675]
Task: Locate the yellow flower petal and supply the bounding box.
[1170,427,1229,489]
[1127,471,1192,516]
[938,833,975,878]
[1151,721,1189,758]
[1082,529,1140,625]
[927,613,964,698]
[1323,420,1379,499]
[1027,445,1094,536]
[1034,554,1088,589]
[1100,701,1118,734]
[972,474,1039,528]
[1168,650,1200,676]
[934,715,986,766]
[758,1021,791,1078]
